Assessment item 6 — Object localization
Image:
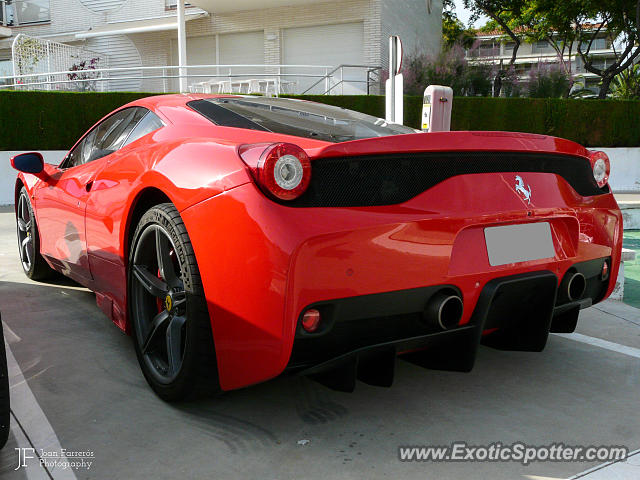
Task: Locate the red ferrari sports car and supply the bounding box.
[12,94,621,400]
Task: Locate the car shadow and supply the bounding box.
[1,277,640,471]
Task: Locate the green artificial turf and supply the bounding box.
[622,230,640,309]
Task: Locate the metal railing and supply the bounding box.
[0,63,382,95]
[1,0,50,27]
[301,64,382,95]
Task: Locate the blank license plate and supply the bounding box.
[484,222,555,266]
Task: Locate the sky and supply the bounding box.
[453,0,489,27]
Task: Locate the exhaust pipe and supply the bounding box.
[562,271,586,302]
[424,291,463,330]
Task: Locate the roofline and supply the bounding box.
[472,23,608,39]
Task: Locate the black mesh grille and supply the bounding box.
[286,152,605,208]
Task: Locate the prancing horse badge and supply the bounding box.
[515,175,532,204]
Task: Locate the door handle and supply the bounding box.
[86,181,93,192]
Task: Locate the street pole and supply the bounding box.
[389,37,396,123]
[385,36,403,124]
[177,0,187,93]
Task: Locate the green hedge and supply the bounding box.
[0,91,151,150]
[449,97,640,148]
[2,90,640,149]
[290,95,640,147]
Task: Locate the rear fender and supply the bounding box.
[104,140,252,333]
[147,138,252,210]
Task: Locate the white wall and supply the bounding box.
[381,0,443,70]
[0,147,637,205]
[0,151,66,205]
[600,148,640,193]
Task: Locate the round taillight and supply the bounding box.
[589,151,610,188]
[257,143,311,201]
[302,309,321,333]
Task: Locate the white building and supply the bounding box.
[467,25,619,93]
[0,0,442,94]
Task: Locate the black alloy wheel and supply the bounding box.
[16,188,53,280]
[129,204,218,401]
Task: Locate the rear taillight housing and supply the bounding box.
[589,151,610,188]
[239,143,311,201]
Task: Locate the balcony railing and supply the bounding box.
[0,63,382,95]
[1,0,50,27]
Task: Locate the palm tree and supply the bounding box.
[610,64,640,100]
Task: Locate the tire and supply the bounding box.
[0,314,10,450]
[16,187,55,280]
[128,203,219,401]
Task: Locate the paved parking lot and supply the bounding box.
[1,207,639,479]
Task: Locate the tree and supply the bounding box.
[513,4,578,85]
[573,1,640,98]
[526,63,571,98]
[442,0,475,48]
[518,0,640,98]
[403,46,494,97]
[463,0,526,97]
[478,4,578,97]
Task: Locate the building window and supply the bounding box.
[515,63,533,74]
[504,42,516,55]
[479,42,496,57]
[590,58,608,70]
[1,0,50,26]
[580,37,607,51]
[532,40,553,54]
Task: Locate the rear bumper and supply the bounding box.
[286,259,608,390]
[181,176,622,391]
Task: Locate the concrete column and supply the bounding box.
[177,0,188,93]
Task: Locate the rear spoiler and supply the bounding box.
[305,131,591,161]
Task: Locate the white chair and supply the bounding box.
[189,82,206,93]
[217,81,233,93]
[201,79,221,94]
[247,79,262,94]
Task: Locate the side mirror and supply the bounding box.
[10,152,44,174]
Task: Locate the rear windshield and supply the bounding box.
[187,97,419,143]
